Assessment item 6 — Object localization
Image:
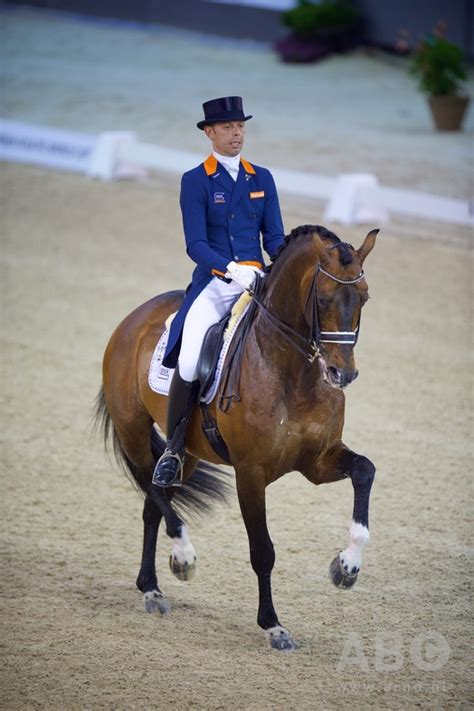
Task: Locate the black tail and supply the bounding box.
[93,386,233,517]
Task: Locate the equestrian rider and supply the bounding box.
[153,96,285,487]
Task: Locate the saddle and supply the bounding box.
[193,289,258,465]
[196,314,231,400]
[196,315,232,464]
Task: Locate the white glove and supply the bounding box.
[225,261,263,291]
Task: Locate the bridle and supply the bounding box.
[251,262,365,364]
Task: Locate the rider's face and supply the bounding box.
[204,121,246,157]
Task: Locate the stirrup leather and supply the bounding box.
[152,448,185,487]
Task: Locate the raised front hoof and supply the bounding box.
[329,553,359,589]
[169,554,196,582]
[265,626,298,652]
[143,589,171,615]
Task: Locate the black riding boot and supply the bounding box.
[152,368,199,488]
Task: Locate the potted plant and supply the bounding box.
[410,24,470,131]
[275,0,361,64]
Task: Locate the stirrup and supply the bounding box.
[152,448,184,488]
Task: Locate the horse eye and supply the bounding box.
[318,297,330,308]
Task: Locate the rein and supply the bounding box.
[251,264,365,364]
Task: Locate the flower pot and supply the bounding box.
[274,34,330,63]
[428,95,470,131]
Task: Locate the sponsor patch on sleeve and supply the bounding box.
[249,191,265,199]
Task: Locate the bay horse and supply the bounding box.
[94,224,379,651]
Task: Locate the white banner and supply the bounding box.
[0,119,96,173]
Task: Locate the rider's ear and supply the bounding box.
[357,229,379,265]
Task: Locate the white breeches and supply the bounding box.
[178,277,245,382]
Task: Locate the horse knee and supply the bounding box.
[250,539,275,576]
[350,455,375,491]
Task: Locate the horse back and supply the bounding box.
[102,291,183,418]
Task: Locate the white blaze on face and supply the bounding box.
[340,521,370,573]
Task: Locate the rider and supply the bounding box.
[153,96,285,487]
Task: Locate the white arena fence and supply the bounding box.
[1,119,472,228]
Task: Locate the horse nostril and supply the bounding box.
[328,367,358,386]
[328,366,342,383]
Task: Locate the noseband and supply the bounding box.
[251,264,365,364]
[311,265,365,349]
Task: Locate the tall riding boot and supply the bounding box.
[152,368,199,487]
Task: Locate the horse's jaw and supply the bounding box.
[317,356,333,385]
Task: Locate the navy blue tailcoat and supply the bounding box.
[162,154,285,368]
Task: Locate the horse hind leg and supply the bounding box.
[137,496,171,615]
[169,522,197,582]
[111,417,199,608]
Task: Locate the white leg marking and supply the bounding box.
[172,525,196,566]
[340,521,370,573]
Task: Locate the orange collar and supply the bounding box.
[203,154,256,176]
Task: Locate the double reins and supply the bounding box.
[251,263,365,364]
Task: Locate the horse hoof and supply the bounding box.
[143,590,171,615]
[169,554,196,582]
[329,553,359,589]
[265,626,298,652]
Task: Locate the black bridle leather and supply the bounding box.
[251,264,365,364]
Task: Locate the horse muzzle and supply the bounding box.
[319,359,359,389]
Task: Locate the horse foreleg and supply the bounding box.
[236,470,297,651]
[309,444,375,589]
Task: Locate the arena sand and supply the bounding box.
[1,162,472,710]
[1,7,473,711]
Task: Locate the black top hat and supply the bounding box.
[197,96,252,130]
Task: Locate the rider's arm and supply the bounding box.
[180,172,229,277]
[260,170,285,260]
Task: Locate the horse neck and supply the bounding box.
[254,244,322,380]
[265,244,316,330]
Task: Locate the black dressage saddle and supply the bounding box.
[195,314,232,464]
[196,313,231,399]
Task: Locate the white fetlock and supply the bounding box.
[340,521,370,574]
[169,525,197,581]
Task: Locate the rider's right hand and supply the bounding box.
[225,261,263,291]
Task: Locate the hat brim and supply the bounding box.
[197,114,253,130]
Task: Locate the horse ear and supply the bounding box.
[312,232,328,261]
[357,229,379,264]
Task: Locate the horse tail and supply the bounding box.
[92,386,233,517]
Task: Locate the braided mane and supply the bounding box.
[273,224,354,266]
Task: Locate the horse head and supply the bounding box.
[303,226,379,388]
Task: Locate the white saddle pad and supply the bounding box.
[148,302,250,405]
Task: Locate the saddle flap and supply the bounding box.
[196,314,231,397]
